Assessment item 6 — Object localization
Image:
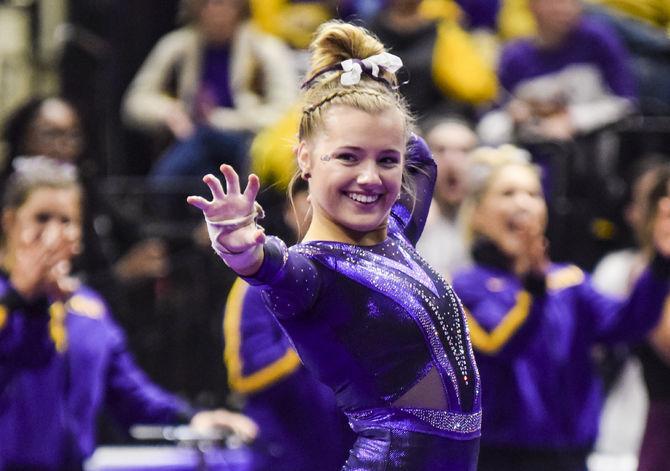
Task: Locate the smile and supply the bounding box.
[347,192,382,204]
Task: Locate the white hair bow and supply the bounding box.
[340,52,403,86]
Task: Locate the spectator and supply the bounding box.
[588,0,670,31]
[2,96,168,302]
[122,0,298,179]
[585,2,670,114]
[250,0,334,50]
[636,165,670,471]
[593,160,670,470]
[477,0,636,145]
[590,157,667,459]
[417,117,478,279]
[367,0,497,124]
[452,146,670,471]
[0,157,257,470]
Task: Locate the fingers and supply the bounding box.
[211,410,258,442]
[220,164,241,195]
[190,410,258,442]
[11,227,74,298]
[186,195,211,211]
[204,173,226,200]
[243,174,261,204]
[19,226,41,247]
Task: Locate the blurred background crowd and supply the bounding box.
[1,0,670,469]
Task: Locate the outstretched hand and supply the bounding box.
[187,165,266,275]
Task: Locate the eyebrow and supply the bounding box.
[336,146,402,155]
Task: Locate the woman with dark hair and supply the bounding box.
[3,98,78,172]
[2,96,168,300]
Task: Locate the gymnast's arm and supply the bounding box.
[391,134,437,246]
[187,165,319,319]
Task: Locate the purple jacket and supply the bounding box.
[453,253,669,449]
[0,276,193,469]
[223,278,353,471]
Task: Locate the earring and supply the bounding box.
[301,171,311,180]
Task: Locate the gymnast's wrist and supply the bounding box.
[215,243,264,276]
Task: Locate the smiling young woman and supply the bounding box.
[453,146,670,471]
[189,20,481,470]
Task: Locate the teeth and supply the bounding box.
[348,192,380,204]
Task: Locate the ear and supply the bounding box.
[469,204,485,234]
[296,140,312,174]
[1,209,15,234]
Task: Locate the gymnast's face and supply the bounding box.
[298,105,405,240]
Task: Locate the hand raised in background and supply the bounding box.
[10,223,80,301]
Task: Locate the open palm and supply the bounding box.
[187,165,265,254]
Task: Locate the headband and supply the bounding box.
[301,52,403,89]
[12,155,78,180]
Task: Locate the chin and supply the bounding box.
[339,216,387,235]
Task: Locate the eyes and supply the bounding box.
[333,152,401,168]
[34,212,73,225]
[500,189,543,199]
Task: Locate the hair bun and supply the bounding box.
[306,21,396,86]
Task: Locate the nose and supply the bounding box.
[513,191,535,208]
[357,161,382,186]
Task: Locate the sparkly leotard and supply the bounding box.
[244,137,481,470]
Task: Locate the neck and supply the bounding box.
[437,201,460,221]
[535,29,568,49]
[302,212,388,246]
[471,237,513,271]
[0,248,13,273]
[385,9,430,32]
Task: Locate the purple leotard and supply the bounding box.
[244,137,481,470]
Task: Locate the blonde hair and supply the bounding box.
[299,21,412,141]
[466,145,536,203]
[290,21,415,199]
[461,144,542,242]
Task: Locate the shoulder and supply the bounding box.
[0,275,10,295]
[66,286,110,321]
[452,266,503,301]
[498,38,536,85]
[546,263,586,292]
[594,249,637,276]
[152,26,200,54]
[500,37,535,66]
[578,17,617,40]
[237,21,290,50]
[574,17,623,51]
